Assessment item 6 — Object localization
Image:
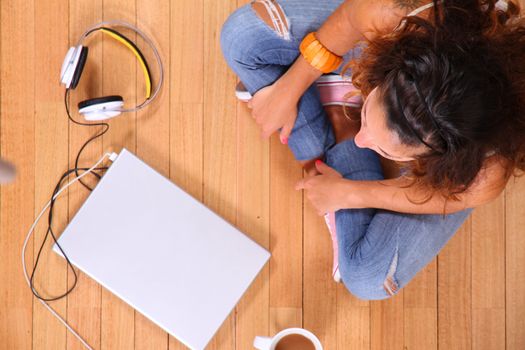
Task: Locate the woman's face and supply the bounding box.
[354,87,427,162]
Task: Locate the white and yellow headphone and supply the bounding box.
[60,20,164,121]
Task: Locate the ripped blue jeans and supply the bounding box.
[220,0,472,300]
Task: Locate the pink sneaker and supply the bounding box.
[324,212,341,282]
[315,74,362,108]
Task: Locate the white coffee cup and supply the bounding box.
[253,328,323,350]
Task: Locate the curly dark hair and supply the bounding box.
[343,0,525,199]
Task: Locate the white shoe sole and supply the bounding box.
[235,82,252,102]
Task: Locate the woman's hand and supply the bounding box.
[295,160,356,215]
[247,80,298,143]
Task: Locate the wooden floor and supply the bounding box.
[1,0,524,349]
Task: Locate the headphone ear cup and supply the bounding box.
[69,47,89,90]
[78,95,124,121]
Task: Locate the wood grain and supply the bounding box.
[403,262,438,350]
[506,176,525,350]
[0,0,35,349]
[438,219,472,350]
[0,1,524,349]
[472,194,505,350]
[370,293,404,350]
[303,204,337,349]
[337,292,370,350]
[269,139,303,333]
[405,308,438,350]
[32,0,69,348]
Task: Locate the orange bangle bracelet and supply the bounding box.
[299,32,343,73]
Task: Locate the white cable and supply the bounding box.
[22,152,111,350]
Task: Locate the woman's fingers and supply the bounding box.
[296,177,329,214]
[315,160,340,177]
[295,178,306,190]
[316,161,344,180]
[295,178,314,190]
[279,119,294,145]
[261,127,274,139]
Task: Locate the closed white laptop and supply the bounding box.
[53,148,270,350]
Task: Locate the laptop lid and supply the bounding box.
[53,148,270,349]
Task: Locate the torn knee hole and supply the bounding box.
[383,276,399,296]
[251,0,291,40]
[383,248,399,296]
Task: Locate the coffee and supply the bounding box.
[275,334,316,350]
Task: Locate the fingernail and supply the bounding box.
[281,136,288,144]
[315,160,323,165]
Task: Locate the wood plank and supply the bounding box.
[370,293,404,350]
[506,176,525,350]
[405,308,438,350]
[66,1,103,349]
[235,99,270,349]
[99,1,137,349]
[171,0,204,105]
[472,195,505,309]
[471,194,505,349]
[203,0,238,347]
[269,139,304,334]
[203,0,237,221]
[337,294,370,350]
[32,0,69,348]
[337,257,370,350]
[472,308,505,350]
[404,260,438,308]
[403,261,438,350]
[401,203,439,350]
[268,148,303,300]
[168,0,204,203]
[0,0,35,349]
[269,307,302,335]
[303,205,337,349]
[438,219,472,350]
[135,0,170,348]
[169,103,204,200]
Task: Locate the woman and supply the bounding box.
[220,0,525,299]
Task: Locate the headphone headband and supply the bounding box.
[95,27,152,98]
[64,20,164,115]
[80,21,164,112]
